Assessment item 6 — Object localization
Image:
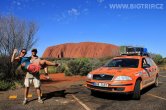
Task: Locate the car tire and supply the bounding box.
[154,75,159,87]
[132,80,141,100]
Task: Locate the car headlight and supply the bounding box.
[114,76,132,81]
[87,73,93,79]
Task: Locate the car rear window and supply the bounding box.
[104,58,139,68]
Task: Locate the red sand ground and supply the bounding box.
[40,73,87,89]
[40,73,87,84]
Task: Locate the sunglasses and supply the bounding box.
[21,51,26,54]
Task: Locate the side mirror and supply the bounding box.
[143,64,150,68]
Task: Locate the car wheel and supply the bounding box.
[132,80,141,100]
[154,75,159,87]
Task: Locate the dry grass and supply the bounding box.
[159,65,166,71]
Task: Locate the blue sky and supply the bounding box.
[0,0,166,57]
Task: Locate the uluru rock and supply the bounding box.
[42,42,120,58]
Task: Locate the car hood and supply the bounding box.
[90,67,142,76]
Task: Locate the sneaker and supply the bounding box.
[44,74,50,80]
[55,63,60,67]
[38,99,44,104]
[23,100,28,105]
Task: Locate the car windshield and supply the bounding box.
[104,58,139,68]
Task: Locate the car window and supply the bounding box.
[142,58,148,67]
[145,57,153,66]
[104,58,139,68]
[149,58,157,66]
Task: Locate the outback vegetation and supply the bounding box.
[0,14,38,90]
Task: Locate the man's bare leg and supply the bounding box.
[44,67,50,79]
[36,87,41,98]
[23,87,29,105]
[25,87,29,99]
[39,60,59,66]
[36,87,43,103]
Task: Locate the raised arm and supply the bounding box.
[11,49,20,62]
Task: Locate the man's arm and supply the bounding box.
[11,49,20,62]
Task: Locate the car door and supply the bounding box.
[146,58,158,83]
[142,58,151,87]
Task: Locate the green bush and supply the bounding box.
[55,63,67,73]
[99,56,113,65]
[0,80,24,91]
[79,58,92,76]
[64,58,100,76]
[0,60,9,80]
[40,57,113,76]
[0,56,18,80]
[64,69,72,76]
[0,81,14,91]
[90,58,105,70]
[65,59,80,75]
[152,54,163,65]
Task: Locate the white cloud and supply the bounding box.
[68,8,80,16]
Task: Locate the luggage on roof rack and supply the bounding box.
[120,46,149,56]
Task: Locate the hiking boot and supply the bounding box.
[38,99,44,104]
[23,100,28,105]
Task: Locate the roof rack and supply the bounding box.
[120,46,149,56]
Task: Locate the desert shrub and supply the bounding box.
[64,58,93,76]
[0,80,24,91]
[65,59,80,75]
[0,80,14,91]
[40,57,112,76]
[163,58,166,64]
[0,56,17,80]
[152,54,163,65]
[40,57,114,75]
[99,56,113,65]
[0,57,24,91]
[90,58,104,70]
[79,58,92,76]
[64,69,72,76]
[55,63,67,73]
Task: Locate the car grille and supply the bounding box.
[87,84,125,91]
[93,74,113,80]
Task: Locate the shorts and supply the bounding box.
[24,78,40,88]
[27,64,41,74]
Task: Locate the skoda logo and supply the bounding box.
[100,74,105,77]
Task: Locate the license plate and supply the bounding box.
[93,82,108,87]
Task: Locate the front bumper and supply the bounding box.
[85,80,135,93]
